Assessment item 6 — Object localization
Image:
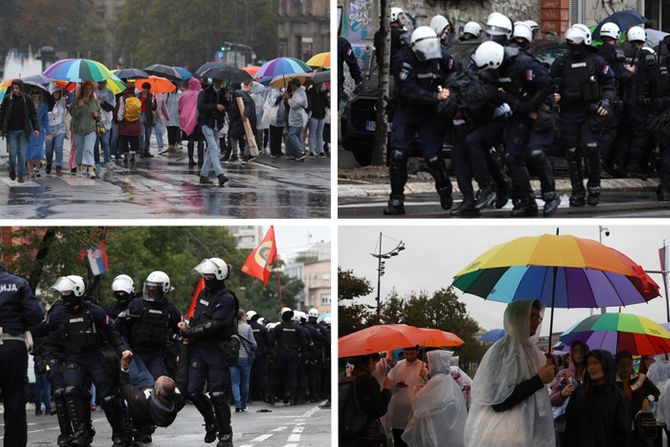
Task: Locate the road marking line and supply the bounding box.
[287,433,301,442]
[239,445,253,447]
[283,444,298,447]
[251,434,274,442]
[301,405,320,418]
[292,426,304,433]
[271,426,288,432]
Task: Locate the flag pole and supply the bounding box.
[276,260,283,311]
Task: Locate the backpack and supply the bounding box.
[339,376,369,439]
[124,97,141,122]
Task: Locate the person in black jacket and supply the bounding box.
[564,349,630,447]
[197,78,229,186]
[0,79,40,183]
[338,36,362,96]
[306,82,328,157]
[138,82,157,158]
[228,80,257,163]
[247,310,271,402]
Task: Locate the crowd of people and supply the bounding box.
[0,258,331,447]
[339,7,670,216]
[0,69,331,185]
[341,299,670,447]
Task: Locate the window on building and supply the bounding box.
[322,272,330,283]
[321,294,331,305]
[646,0,670,32]
[239,236,254,244]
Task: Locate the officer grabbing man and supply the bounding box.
[384,26,462,215]
[122,271,182,379]
[0,265,44,447]
[45,275,132,447]
[270,307,307,404]
[550,24,616,207]
[179,257,239,447]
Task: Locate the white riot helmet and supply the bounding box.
[246,310,258,321]
[524,20,540,33]
[429,15,450,37]
[486,12,513,39]
[143,271,173,301]
[627,26,646,43]
[391,7,406,25]
[192,257,231,280]
[308,308,319,318]
[472,41,505,69]
[410,26,442,61]
[280,306,294,320]
[573,24,592,45]
[50,275,86,297]
[463,21,482,37]
[565,24,590,45]
[257,317,266,325]
[291,311,301,323]
[323,316,331,325]
[513,22,533,42]
[111,274,134,295]
[600,22,621,40]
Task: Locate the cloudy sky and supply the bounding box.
[268,225,331,259]
[339,224,670,337]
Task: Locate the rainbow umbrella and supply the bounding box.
[43,59,125,94]
[339,324,463,358]
[453,234,660,352]
[256,57,312,80]
[561,313,670,355]
[306,52,330,69]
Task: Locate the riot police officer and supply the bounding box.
[510,22,532,52]
[269,307,307,404]
[614,26,656,178]
[45,275,132,447]
[105,274,136,321]
[374,6,409,67]
[460,22,482,42]
[0,265,44,447]
[247,310,271,402]
[306,308,328,401]
[384,26,462,215]
[180,258,238,447]
[498,33,561,217]
[651,35,670,201]
[485,12,513,45]
[595,22,627,176]
[122,271,182,379]
[550,24,616,207]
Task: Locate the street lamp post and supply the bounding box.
[371,232,405,316]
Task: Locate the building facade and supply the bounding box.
[278,0,330,60]
[228,226,264,250]
[285,241,331,314]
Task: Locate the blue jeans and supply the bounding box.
[94,129,111,164]
[200,125,223,177]
[153,121,164,148]
[308,117,325,153]
[110,123,119,157]
[140,114,152,154]
[230,356,253,409]
[129,355,155,387]
[34,369,51,412]
[45,129,65,168]
[287,126,303,158]
[7,129,28,176]
[74,132,96,167]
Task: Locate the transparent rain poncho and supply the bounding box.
[647,354,670,389]
[386,356,427,429]
[464,300,554,447]
[402,350,467,447]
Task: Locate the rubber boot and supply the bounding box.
[211,392,233,447]
[190,394,219,444]
[53,389,73,446]
[542,191,561,217]
[568,159,586,207]
[64,387,90,446]
[383,196,405,215]
[450,193,480,217]
[474,185,496,210]
[587,186,601,206]
[81,391,95,441]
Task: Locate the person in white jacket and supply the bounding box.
[286,78,308,161]
[402,350,467,447]
[45,87,67,176]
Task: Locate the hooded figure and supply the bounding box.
[564,349,630,446]
[646,354,670,388]
[464,300,554,447]
[402,350,467,447]
[178,77,202,136]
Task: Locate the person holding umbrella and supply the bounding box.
[46,86,67,176]
[26,88,50,178]
[0,79,39,183]
[196,77,229,186]
[285,78,309,161]
[69,80,101,179]
[138,82,157,158]
[464,300,555,446]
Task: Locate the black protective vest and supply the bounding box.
[394,47,448,101]
[62,309,104,354]
[131,305,169,348]
[278,323,299,349]
[560,55,601,103]
[655,52,670,97]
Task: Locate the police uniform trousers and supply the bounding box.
[1,340,28,447]
[250,353,269,401]
[63,354,117,400]
[187,344,230,395]
[390,108,442,160]
[452,122,500,196]
[559,108,600,190]
[276,349,299,399]
[614,104,649,173]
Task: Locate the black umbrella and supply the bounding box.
[194,61,225,77]
[311,70,331,84]
[144,64,183,82]
[200,65,252,83]
[593,10,647,39]
[115,68,149,80]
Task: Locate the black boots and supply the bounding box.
[450,193,479,217]
[587,186,601,206]
[511,196,539,217]
[542,191,561,217]
[53,388,73,446]
[64,386,90,446]
[189,393,219,444]
[383,197,406,215]
[218,174,229,187]
[475,186,496,210]
[211,392,233,447]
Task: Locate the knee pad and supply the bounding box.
[584,141,598,157]
[529,149,546,164]
[426,155,443,169]
[64,386,79,399]
[210,391,226,405]
[53,388,65,400]
[565,147,579,162]
[101,394,118,410]
[390,149,408,164]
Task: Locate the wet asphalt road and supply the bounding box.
[7,401,330,446]
[338,191,670,218]
[0,144,330,219]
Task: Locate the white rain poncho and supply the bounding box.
[464,300,554,447]
[647,354,670,389]
[386,357,427,429]
[402,350,467,447]
[656,379,670,427]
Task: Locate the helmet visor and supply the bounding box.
[486,24,511,37]
[50,277,79,296]
[143,282,165,302]
[413,36,442,61]
[192,259,216,277]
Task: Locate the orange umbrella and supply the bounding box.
[133,75,176,94]
[242,65,260,76]
[338,324,464,358]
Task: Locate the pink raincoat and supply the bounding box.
[178,77,201,136]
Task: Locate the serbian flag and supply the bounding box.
[241,226,278,285]
[185,277,205,320]
[86,241,108,276]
